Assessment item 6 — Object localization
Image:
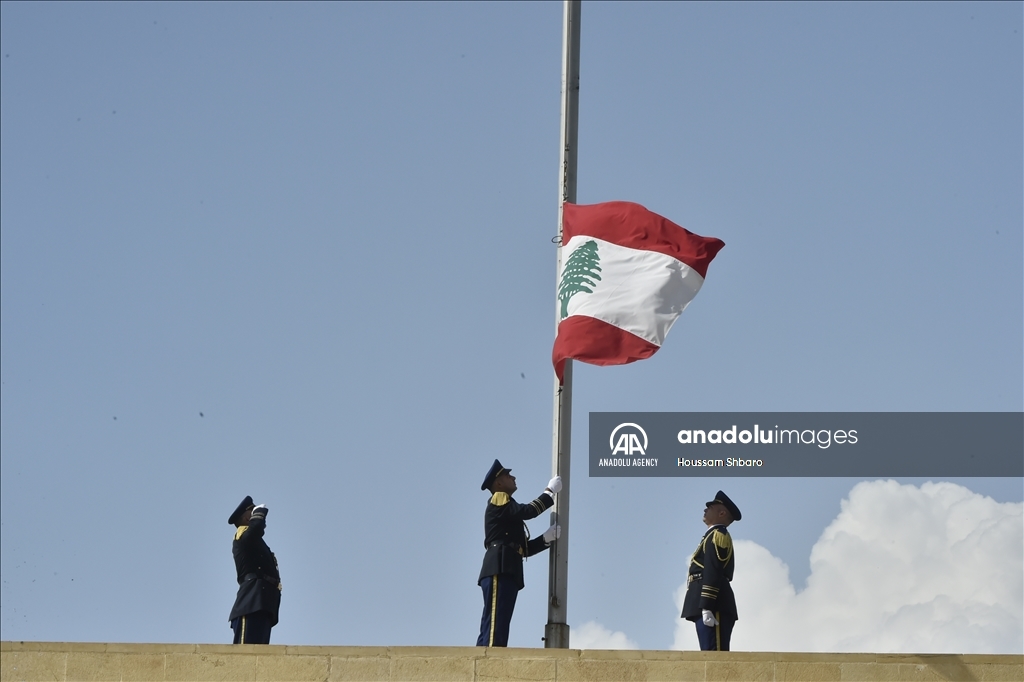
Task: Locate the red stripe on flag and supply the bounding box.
[563,202,724,278]
[552,316,661,384]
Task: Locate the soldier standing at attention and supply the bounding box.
[228,496,282,644]
[476,460,561,647]
[681,490,741,651]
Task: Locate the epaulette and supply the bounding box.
[712,529,732,550]
[490,492,510,507]
[711,528,733,563]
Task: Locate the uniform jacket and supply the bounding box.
[681,524,737,622]
[229,515,282,625]
[477,491,554,591]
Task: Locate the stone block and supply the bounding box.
[389,654,476,681]
[578,649,647,660]
[193,643,257,657]
[120,654,166,681]
[61,643,110,654]
[255,653,329,681]
[896,662,972,681]
[840,662,900,681]
[117,643,196,655]
[476,656,556,682]
[556,659,649,681]
[2,642,68,652]
[390,646,479,658]
[283,645,378,657]
[777,652,873,663]
[706,659,774,681]
[978,662,1024,681]
[962,654,1021,665]
[327,656,390,682]
[482,648,577,663]
[644,659,707,681]
[66,651,122,681]
[165,651,258,681]
[1,651,66,682]
[776,661,842,681]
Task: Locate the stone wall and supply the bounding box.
[2,641,1021,681]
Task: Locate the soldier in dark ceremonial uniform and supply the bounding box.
[476,460,562,647]
[227,496,282,644]
[681,490,741,651]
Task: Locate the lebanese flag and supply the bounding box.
[552,201,724,383]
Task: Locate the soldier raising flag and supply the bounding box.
[476,460,561,647]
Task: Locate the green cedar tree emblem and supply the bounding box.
[558,239,602,319]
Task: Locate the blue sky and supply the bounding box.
[1,1,1021,652]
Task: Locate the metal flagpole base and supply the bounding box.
[544,622,570,649]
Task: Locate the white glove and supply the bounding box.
[251,504,268,518]
[542,524,561,544]
[702,610,718,627]
[546,476,562,494]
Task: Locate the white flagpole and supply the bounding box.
[546,0,581,650]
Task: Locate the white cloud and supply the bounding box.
[571,620,639,650]
[672,480,1023,653]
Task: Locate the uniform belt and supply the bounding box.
[240,572,278,585]
[687,572,702,584]
[488,541,525,556]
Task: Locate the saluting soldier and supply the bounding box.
[681,490,741,651]
[227,496,282,644]
[476,460,561,647]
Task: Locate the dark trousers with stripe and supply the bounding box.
[231,611,274,644]
[695,616,735,651]
[476,575,519,647]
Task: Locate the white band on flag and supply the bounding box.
[560,235,706,347]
